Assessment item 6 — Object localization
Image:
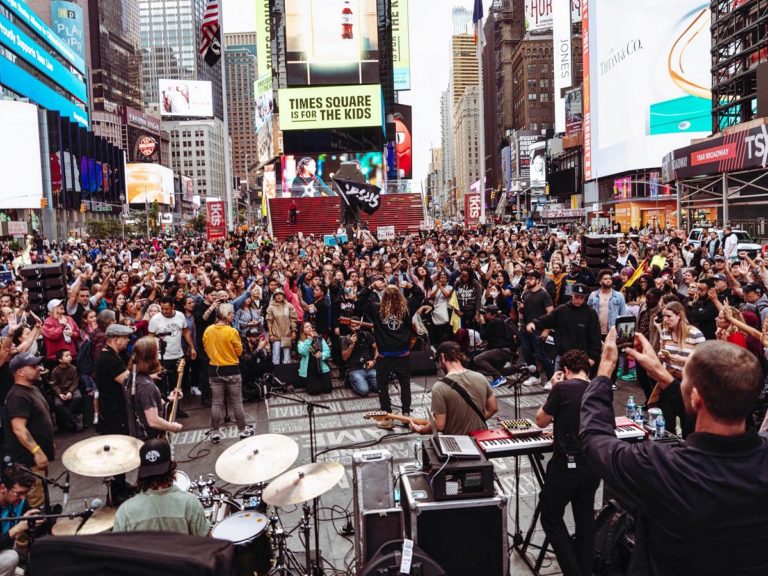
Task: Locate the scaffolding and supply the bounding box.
[711,0,768,131]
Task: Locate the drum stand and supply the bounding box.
[267,511,304,576]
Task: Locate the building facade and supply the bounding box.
[224,32,258,191]
[511,36,555,132]
[454,86,481,209]
[166,119,226,200]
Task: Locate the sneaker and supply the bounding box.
[191,386,202,396]
[239,426,255,439]
[489,376,507,388]
[619,369,636,381]
[543,381,553,391]
[522,376,540,387]
[209,430,223,444]
[376,418,394,430]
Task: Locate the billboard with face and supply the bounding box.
[280,152,384,197]
[159,80,214,118]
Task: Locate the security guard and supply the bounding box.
[535,349,600,576]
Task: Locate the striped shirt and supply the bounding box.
[660,326,705,375]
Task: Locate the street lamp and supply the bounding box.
[119,193,126,240]
[244,154,251,230]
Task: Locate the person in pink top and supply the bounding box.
[41,298,80,369]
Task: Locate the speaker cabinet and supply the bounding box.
[400,473,508,576]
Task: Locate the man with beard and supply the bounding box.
[581,330,768,575]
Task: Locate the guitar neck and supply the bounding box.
[384,413,428,426]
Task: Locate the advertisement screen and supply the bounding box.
[0,101,42,209]
[280,152,384,197]
[126,163,175,205]
[529,142,547,189]
[285,0,379,86]
[159,80,213,118]
[51,1,85,63]
[392,103,412,179]
[584,0,712,180]
[565,87,583,136]
[392,0,410,90]
[526,0,582,32]
[278,84,382,131]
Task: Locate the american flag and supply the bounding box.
[199,0,220,56]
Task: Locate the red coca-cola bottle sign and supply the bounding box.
[341,0,353,39]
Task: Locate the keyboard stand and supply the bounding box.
[513,454,550,575]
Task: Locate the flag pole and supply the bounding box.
[217,5,235,232]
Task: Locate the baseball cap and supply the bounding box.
[572,283,589,296]
[742,282,763,294]
[9,353,43,372]
[370,274,385,284]
[479,305,499,315]
[713,273,728,282]
[105,324,133,338]
[47,298,64,312]
[247,327,261,336]
[272,287,285,296]
[138,438,173,479]
[713,255,726,262]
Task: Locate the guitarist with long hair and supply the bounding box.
[359,283,413,430]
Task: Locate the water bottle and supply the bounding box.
[626,395,636,419]
[634,405,644,425]
[655,414,666,439]
[414,436,422,465]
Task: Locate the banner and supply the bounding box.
[278,84,382,131]
[392,0,411,90]
[553,0,572,133]
[206,200,226,240]
[332,177,382,214]
[565,87,583,136]
[255,0,272,91]
[51,1,85,63]
[465,192,482,226]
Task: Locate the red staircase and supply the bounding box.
[269,194,425,240]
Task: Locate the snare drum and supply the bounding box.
[211,511,273,576]
[173,470,192,492]
[206,496,240,526]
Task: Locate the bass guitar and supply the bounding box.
[363,411,429,427]
[165,358,186,442]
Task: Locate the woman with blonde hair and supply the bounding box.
[361,284,413,430]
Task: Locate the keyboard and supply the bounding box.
[442,437,460,452]
[478,435,554,455]
[615,424,645,442]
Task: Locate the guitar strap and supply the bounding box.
[439,375,488,430]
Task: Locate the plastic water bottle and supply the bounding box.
[655,414,666,439]
[634,405,644,425]
[626,395,637,419]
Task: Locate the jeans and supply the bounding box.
[376,355,411,414]
[54,389,84,428]
[540,459,600,576]
[209,372,247,431]
[520,329,554,379]
[271,341,292,365]
[348,368,378,396]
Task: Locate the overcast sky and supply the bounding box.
[223,0,476,191]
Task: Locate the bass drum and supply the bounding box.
[211,511,273,576]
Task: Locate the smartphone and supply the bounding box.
[615,315,637,349]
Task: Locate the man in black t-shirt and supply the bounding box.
[94,324,132,435]
[519,271,554,382]
[341,322,377,396]
[535,350,600,576]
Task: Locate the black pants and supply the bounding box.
[473,348,512,379]
[160,358,182,398]
[375,355,411,414]
[636,363,655,405]
[194,353,212,402]
[540,458,600,576]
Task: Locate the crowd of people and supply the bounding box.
[0,220,766,574]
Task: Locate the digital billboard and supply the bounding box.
[159,80,213,118]
[51,1,85,63]
[278,84,382,131]
[0,101,42,209]
[392,103,412,179]
[126,163,175,205]
[392,0,411,91]
[529,142,547,189]
[565,87,583,136]
[526,0,582,32]
[584,0,712,180]
[280,152,384,197]
[285,0,379,86]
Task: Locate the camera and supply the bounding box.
[655,312,663,324]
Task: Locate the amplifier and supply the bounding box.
[422,440,494,501]
[400,472,508,576]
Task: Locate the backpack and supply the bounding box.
[76,338,94,376]
[593,499,634,575]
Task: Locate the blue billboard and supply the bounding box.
[0,0,85,74]
[51,1,85,63]
[0,12,87,102]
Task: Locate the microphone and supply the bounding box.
[62,472,70,508]
[76,498,103,532]
[508,362,537,375]
[3,455,13,468]
[89,498,104,512]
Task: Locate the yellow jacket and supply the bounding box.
[203,324,243,366]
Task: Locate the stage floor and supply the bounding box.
[47,372,641,575]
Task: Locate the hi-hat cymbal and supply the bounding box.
[52,507,117,536]
[215,434,299,485]
[62,435,143,477]
[262,462,344,506]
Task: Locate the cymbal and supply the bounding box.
[215,434,299,485]
[62,435,143,477]
[262,462,344,506]
[52,507,117,536]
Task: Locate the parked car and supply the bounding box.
[687,228,761,260]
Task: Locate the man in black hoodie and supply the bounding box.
[527,283,602,372]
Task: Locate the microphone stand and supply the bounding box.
[269,390,330,576]
[13,463,68,515]
[3,507,100,544]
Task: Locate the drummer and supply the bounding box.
[0,465,39,576]
[113,438,207,535]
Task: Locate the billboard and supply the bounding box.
[464,193,482,226]
[126,163,175,205]
[392,0,411,90]
[565,87,583,136]
[0,101,42,209]
[392,103,412,179]
[526,0,582,32]
[255,0,272,94]
[285,0,379,86]
[553,0,572,133]
[583,0,712,180]
[530,142,547,189]
[181,175,194,202]
[206,200,226,240]
[159,80,213,118]
[51,1,85,63]
[280,152,384,197]
[278,84,382,131]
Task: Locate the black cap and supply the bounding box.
[9,353,43,372]
[743,282,763,294]
[138,438,173,479]
[480,305,499,315]
[572,283,589,296]
[713,255,726,261]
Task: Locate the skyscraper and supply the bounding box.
[450,34,479,105]
[224,32,258,190]
[452,6,472,35]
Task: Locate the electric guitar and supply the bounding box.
[339,317,374,329]
[165,358,186,442]
[363,411,429,427]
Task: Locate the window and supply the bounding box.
[528,93,537,100]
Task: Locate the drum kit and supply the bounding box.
[57,433,344,576]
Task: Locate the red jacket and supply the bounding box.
[42,316,80,360]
